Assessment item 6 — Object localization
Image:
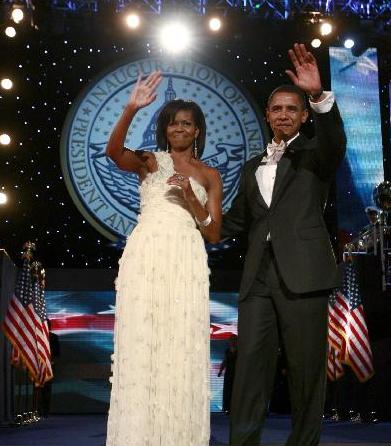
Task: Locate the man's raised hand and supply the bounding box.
[285,43,322,97]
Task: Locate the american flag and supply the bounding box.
[328,262,374,382]
[2,243,40,383]
[32,263,53,386]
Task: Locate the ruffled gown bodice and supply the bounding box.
[138,151,208,229]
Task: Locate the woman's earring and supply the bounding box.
[194,140,198,159]
[166,141,170,152]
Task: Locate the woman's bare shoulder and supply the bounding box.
[197,161,221,180]
[193,160,221,191]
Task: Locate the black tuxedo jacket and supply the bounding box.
[222,103,347,300]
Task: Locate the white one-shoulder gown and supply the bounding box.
[106,151,210,446]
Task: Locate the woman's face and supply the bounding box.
[166,109,199,151]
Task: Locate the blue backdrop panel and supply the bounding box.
[46,290,238,413]
[330,47,384,238]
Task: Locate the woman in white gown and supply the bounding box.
[105,71,223,446]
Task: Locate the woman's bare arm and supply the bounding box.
[168,168,223,243]
[199,169,223,243]
[106,71,162,175]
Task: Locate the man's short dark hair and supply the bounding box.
[156,99,206,158]
[267,85,307,110]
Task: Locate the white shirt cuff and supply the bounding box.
[309,91,335,113]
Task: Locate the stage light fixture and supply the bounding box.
[5,26,16,38]
[305,11,322,25]
[344,38,355,49]
[159,22,191,53]
[311,38,322,48]
[320,22,332,36]
[0,192,7,205]
[209,17,222,32]
[0,134,11,145]
[11,8,24,24]
[1,78,13,90]
[125,13,140,29]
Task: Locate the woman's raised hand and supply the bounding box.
[128,71,163,110]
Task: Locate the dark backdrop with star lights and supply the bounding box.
[2,4,391,418]
[0,8,390,271]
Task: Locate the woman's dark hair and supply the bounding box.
[156,99,206,159]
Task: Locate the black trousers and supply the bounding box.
[229,243,329,446]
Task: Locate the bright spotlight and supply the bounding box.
[344,38,355,49]
[0,134,11,145]
[1,79,13,90]
[11,8,24,24]
[125,13,140,29]
[5,26,16,38]
[209,17,222,32]
[320,22,332,36]
[0,192,7,205]
[160,23,191,53]
[311,38,322,48]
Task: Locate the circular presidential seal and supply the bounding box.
[60,58,266,242]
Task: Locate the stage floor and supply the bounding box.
[0,413,391,445]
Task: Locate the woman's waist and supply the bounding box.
[137,207,197,228]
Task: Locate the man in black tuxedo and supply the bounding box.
[222,43,346,446]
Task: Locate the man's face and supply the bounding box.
[266,92,308,143]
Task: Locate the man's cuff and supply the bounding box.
[309,91,335,113]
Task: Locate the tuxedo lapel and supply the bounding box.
[270,135,307,208]
[251,151,269,210]
[270,155,293,207]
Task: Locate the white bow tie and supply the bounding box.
[265,140,287,164]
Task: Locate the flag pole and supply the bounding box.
[331,347,339,421]
[379,211,386,291]
[22,367,30,424]
[32,386,40,421]
[14,368,23,425]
